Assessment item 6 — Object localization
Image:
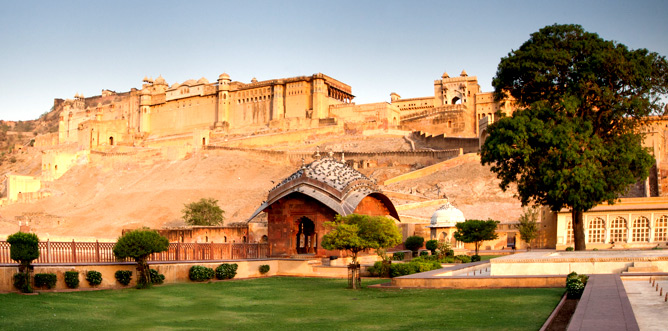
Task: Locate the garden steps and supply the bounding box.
[624,261,660,274]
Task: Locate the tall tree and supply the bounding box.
[453,219,499,256]
[516,206,540,250]
[482,24,668,250]
[182,198,225,226]
[321,214,402,289]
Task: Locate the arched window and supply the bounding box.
[655,215,668,242]
[610,216,627,243]
[632,216,650,242]
[566,219,574,244]
[587,217,605,243]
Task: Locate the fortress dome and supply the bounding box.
[197,77,209,84]
[442,71,450,79]
[218,73,230,80]
[182,79,197,86]
[429,202,465,228]
[154,75,166,85]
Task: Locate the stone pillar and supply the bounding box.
[626,213,632,243]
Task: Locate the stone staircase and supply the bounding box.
[625,261,661,273]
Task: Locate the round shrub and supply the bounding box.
[392,252,405,261]
[425,240,438,254]
[565,246,574,251]
[189,265,214,281]
[149,269,165,285]
[455,255,471,263]
[419,251,430,257]
[404,236,424,255]
[64,271,80,289]
[115,270,132,286]
[13,273,31,293]
[86,270,102,286]
[259,264,270,274]
[34,273,57,289]
[471,254,481,262]
[215,263,238,280]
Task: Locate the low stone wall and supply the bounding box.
[490,251,668,276]
[391,275,566,289]
[0,259,316,292]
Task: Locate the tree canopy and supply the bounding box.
[182,198,225,226]
[113,228,169,288]
[482,24,668,250]
[321,214,402,264]
[453,219,499,256]
[321,214,401,289]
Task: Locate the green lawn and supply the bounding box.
[480,255,504,261]
[0,277,563,330]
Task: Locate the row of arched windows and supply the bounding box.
[566,215,668,244]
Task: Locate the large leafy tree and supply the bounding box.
[182,198,225,226]
[453,219,499,256]
[321,214,402,289]
[482,24,668,250]
[113,228,169,288]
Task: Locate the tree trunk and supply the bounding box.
[572,209,587,251]
[136,257,150,288]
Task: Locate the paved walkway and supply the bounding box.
[568,274,639,331]
[623,278,668,331]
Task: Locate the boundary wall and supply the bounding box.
[0,259,314,292]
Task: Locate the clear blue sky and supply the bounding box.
[0,0,666,121]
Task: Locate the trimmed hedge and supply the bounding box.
[149,269,165,285]
[259,265,270,274]
[64,271,80,289]
[86,270,102,286]
[34,273,57,289]
[455,255,471,263]
[392,252,405,261]
[115,270,132,286]
[389,258,442,277]
[216,263,238,280]
[13,273,31,292]
[566,271,589,299]
[189,266,215,281]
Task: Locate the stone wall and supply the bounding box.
[0,259,314,292]
[411,131,480,153]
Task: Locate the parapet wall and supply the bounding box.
[205,145,461,168]
[411,131,480,153]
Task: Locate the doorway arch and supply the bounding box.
[296,217,316,254]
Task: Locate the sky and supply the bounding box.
[0,0,666,121]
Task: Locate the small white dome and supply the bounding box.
[429,202,465,228]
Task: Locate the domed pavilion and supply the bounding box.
[428,201,465,248]
[247,154,400,257]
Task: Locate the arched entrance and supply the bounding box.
[109,136,114,145]
[296,217,316,254]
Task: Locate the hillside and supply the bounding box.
[0,150,295,241]
[0,133,523,241]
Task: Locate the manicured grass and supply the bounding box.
[479,255,504,261]
[0,277,563,330]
